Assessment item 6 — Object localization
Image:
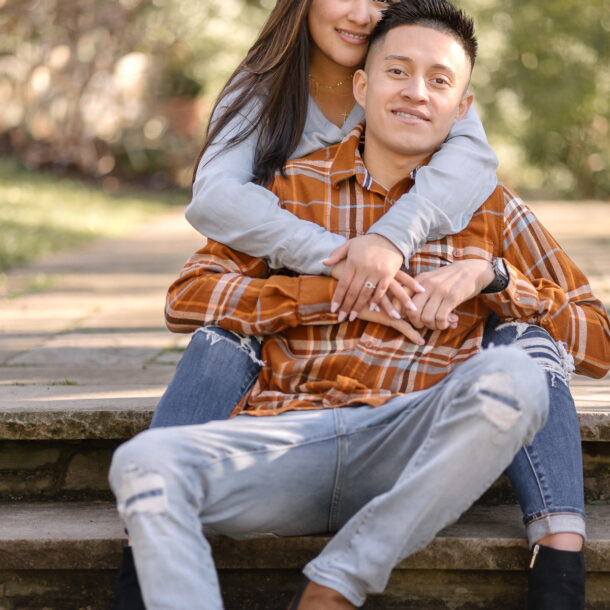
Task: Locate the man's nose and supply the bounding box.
[401,77,428,102]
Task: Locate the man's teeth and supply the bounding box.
[394,111,424,120]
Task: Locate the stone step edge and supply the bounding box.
[0,406,608,441]
[0,502,608,573]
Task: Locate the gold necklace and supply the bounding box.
[309,72,354,97]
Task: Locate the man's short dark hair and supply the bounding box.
[369,0,478,69]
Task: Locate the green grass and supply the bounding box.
[0,157,189,273]
[49,379,78,386]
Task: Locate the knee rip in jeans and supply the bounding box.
[477,372,522,432]
[116,463,168,518]
[491,322,574,386]
[195,327,265,366]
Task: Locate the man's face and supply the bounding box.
[353,24,473,162]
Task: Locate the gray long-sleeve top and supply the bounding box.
[186,95,498,276]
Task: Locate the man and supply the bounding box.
[109,2,609,608]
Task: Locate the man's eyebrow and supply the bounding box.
[383,54,457,79]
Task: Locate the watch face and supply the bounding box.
[494,258,506,279]
[483,258,509,293]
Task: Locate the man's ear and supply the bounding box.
[456,91,474,120]
[353,69,368,109]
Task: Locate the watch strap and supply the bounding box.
[482,257,509,294]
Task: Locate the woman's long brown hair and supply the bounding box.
[193,0,312,187]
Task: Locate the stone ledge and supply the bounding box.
[0,441,605,503]
[0,373,607,441]
[0,502,608,573]
[0,407,606,441]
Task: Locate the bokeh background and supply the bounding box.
[1,0,608,197]
[0,0,608,273]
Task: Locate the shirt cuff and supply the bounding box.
[297,276,338,325]
[481,261,541,319]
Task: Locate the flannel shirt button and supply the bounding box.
[453,248,463,257]
[515,295,521,301]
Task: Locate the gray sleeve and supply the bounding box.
[186,100,345,276]
[367,104,498,265]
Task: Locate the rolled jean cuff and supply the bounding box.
[525,511,586,547]
[303,565,366,608]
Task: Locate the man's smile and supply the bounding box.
[391,108,429,122]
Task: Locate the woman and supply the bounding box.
[113,1,585,608]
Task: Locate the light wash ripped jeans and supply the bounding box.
[110,346,548,608]
[151,318,587,546]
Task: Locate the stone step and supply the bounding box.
[0,372,608,503]
[0,368,607,441]
[0,502,608,609]
[0,436,607,506]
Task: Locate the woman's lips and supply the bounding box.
[336,28,369,45]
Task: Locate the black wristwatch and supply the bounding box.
[482,257,509,294]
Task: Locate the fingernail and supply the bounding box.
[414,283,426,293]
[369,302,380,312]
[372,303,381,312]
[406,301,417,312]
[390,308,401,319]
[338,311,347,323]
[331,302,340,313]
[349,311,358,322]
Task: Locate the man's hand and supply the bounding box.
[407,259,494,331]
[323,234,424,321]
[358,303,425,345]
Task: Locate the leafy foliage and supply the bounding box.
[0,0,270,186]
[462,0,609,198]
[0,0,607,197]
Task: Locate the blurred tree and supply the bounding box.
[462,0,609,198]
[0,0,270,187]
[0,0,607,198]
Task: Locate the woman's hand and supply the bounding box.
[324,234,424,321]
[329,259,424,344]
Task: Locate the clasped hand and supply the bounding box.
[324,234,494,341]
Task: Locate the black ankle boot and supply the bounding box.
[527,544,585,610]
[112,545,146,610]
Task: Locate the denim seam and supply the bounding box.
[525,508,586,523]
[521,444,549,513]
[236,366,261,397]
[328,410,347,532]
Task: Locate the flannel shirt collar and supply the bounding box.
[329,122,428,201]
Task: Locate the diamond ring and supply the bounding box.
[363,281,376,290]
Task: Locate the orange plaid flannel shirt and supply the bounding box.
[166,124,610,415]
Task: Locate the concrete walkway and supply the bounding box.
[0,202,609,429]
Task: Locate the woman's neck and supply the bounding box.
[309,49,357,93]
[309,50,358,126]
